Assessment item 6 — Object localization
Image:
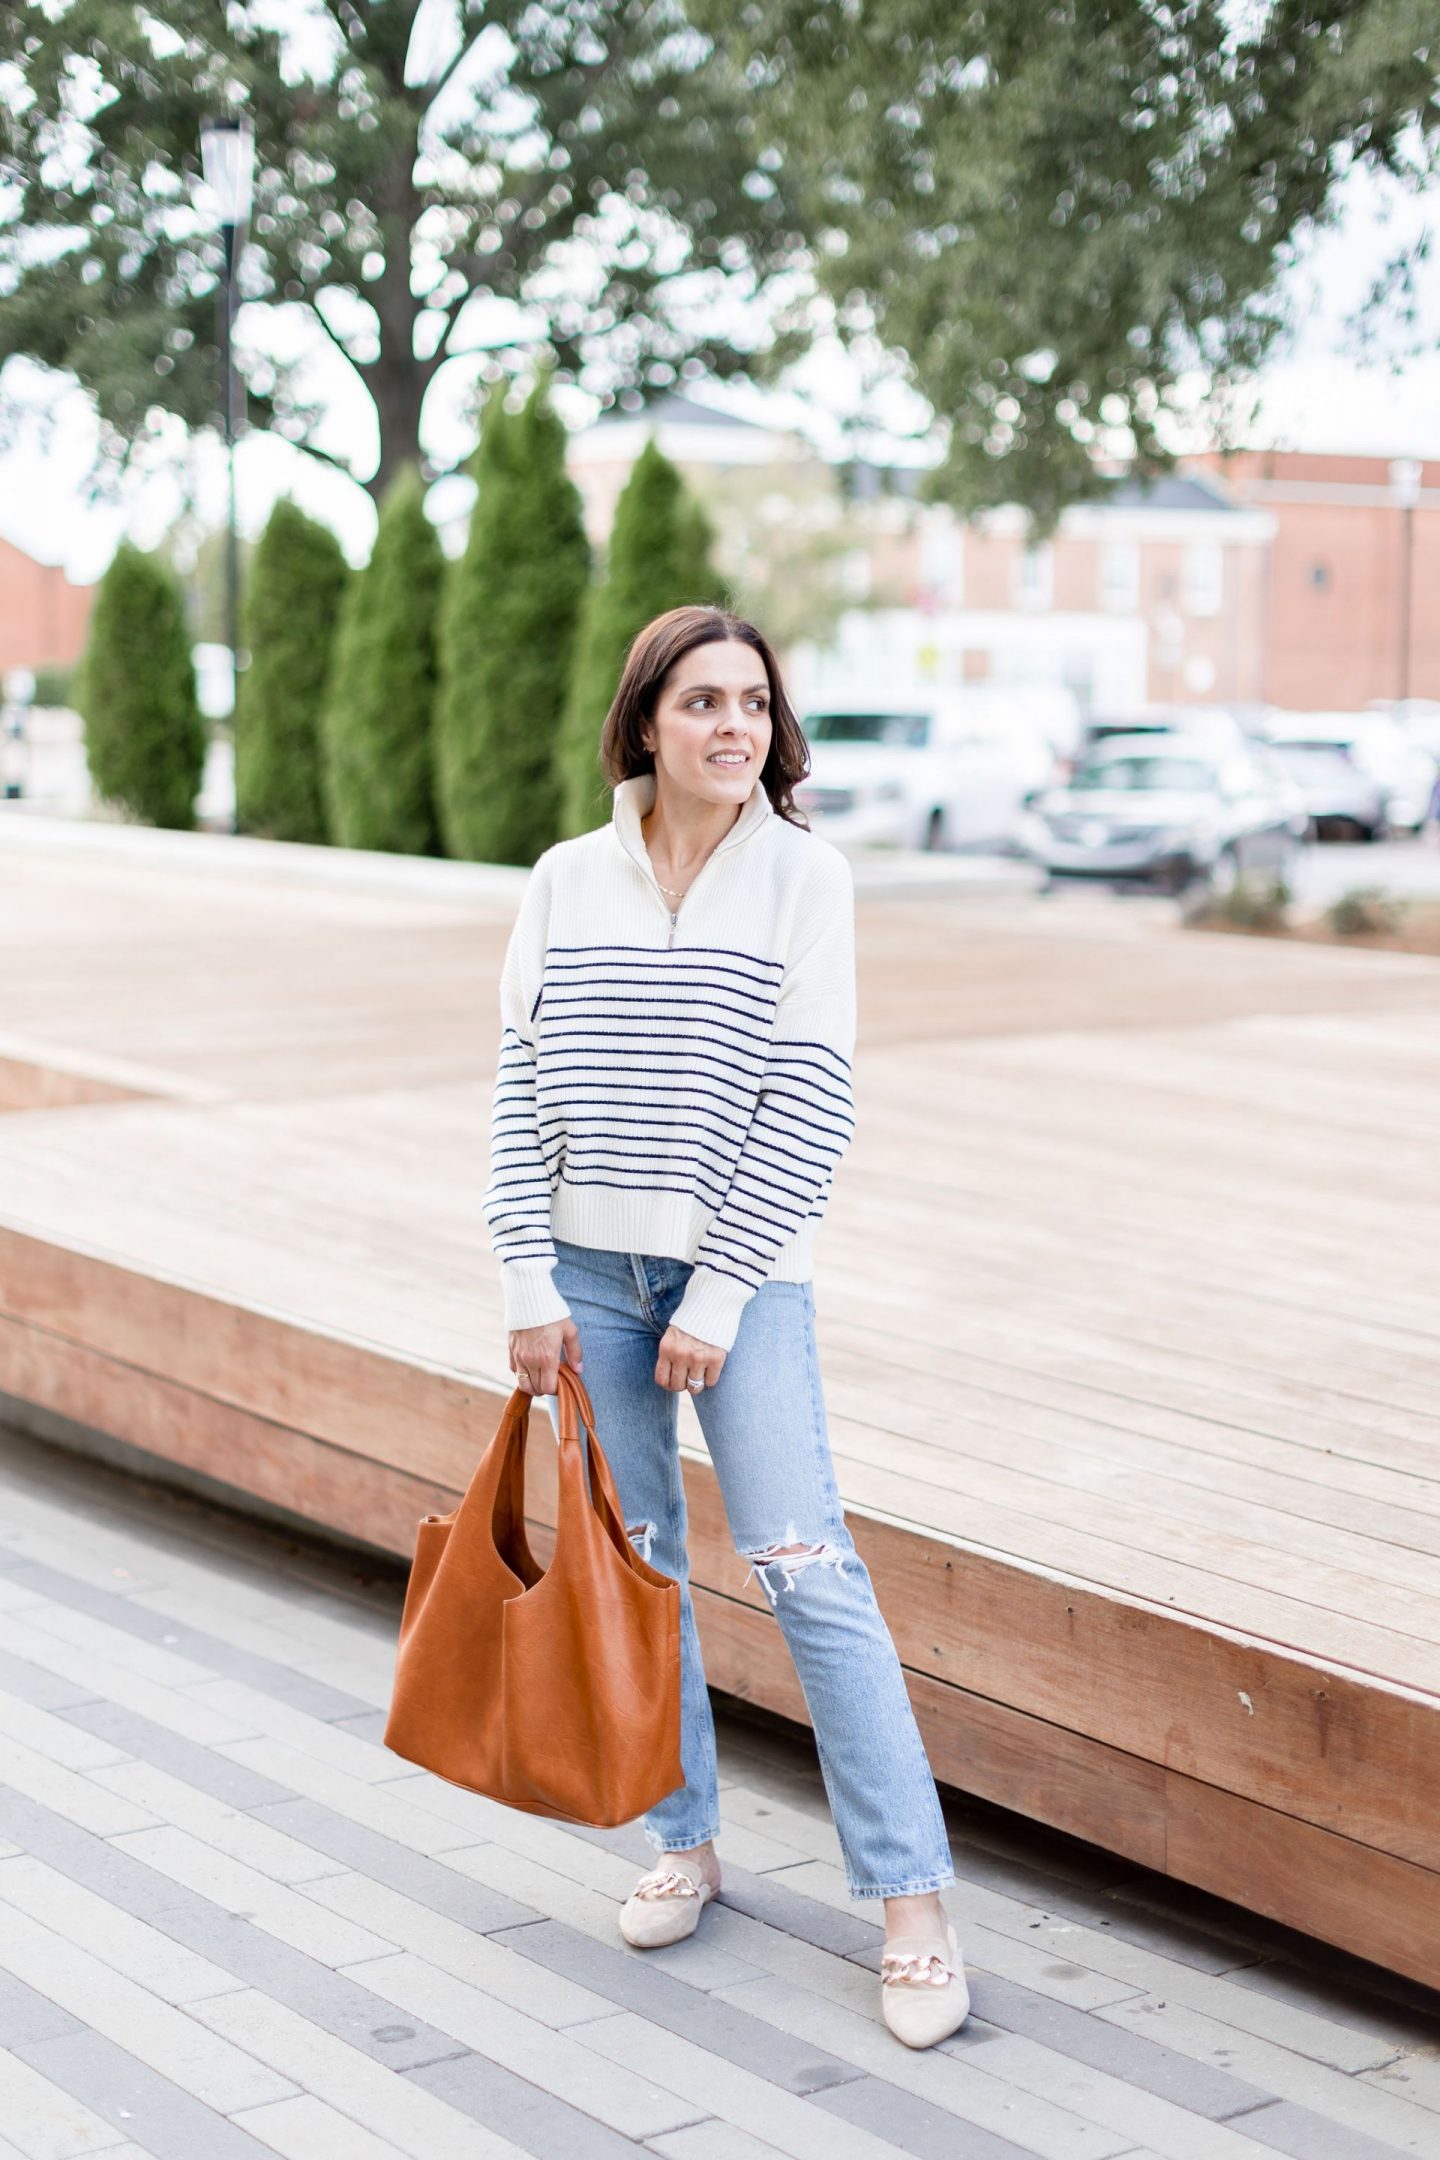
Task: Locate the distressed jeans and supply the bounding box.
[542,1237,955,1900]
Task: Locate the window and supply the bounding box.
[918,510,963,606]
[1015,542,1053,611]
[1183,543,1223,617]
[1099,542,1139,613]
[1073,753,1215,794]
[805,712,931,747]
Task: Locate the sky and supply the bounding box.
[2,109,1436,587]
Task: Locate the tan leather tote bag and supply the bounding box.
[383,1360,684,1825]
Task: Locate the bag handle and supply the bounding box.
[552,1361,635,1559]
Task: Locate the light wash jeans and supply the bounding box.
[543,1236,955,1900]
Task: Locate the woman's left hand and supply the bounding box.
[655,1324,726,1394]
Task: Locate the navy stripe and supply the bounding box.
[547,1130,744,1174]
[543,993,776,1025]
[544,963,777,1002]
[556,1169,720,1204]
[538,1075,755,1118]
[542,1013,771,1050]
[535,1049,766,1084]
[547,941,784,972]
[537,1028,764,1062]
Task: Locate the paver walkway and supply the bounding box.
[1,1418,1438,2160]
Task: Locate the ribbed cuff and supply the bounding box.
[669,1265,756,1354]
[500,1256,572,1332]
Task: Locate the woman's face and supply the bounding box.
[644,638,774,806]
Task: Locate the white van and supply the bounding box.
[795,688,1077,851]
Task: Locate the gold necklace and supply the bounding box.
[642,815,715,903]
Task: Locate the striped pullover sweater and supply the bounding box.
[482,767,857,1353]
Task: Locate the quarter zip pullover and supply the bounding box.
[482,768,857,1352]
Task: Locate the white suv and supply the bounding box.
[796,692,1071,851]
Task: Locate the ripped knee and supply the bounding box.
[626,1520,658,1565]
[740,1520,850,1607]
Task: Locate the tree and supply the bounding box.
[557,437,726,838]
[322,467,443,856]
[692,0,1440,522]
[686,457,877,650]
[78,543,205,829]
[0,1,808,501]
[163,526,256,649]
[235,500,348,842]
[435,375,590,864]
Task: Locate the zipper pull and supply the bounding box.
[667,910,678,949]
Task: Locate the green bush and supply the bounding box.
[1191,871,1293,932]
[435,375,590,864]
[77,544,205,829]
[1326,885,1405,939]
[235,500,348,843]
[32,663,75,709]
[322,467,444,855]
[556,437,728,839]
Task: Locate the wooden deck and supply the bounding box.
[2,829,1439,1989]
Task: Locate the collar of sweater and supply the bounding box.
[609,768,775,891]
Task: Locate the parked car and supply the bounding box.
[1078,705,1250,759]
[1017,734,1306,894]
[796,693,1066,850]
[1261,710,1438,836]
[1369,698,1440,757]
[1261,739,1387,842]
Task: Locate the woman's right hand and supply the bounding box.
[508,1316,583,1395]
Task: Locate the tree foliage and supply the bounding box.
[557,436,726,838]
[322,465,443,856]
[78,542,205,829]
[693,0,1440,521]
[0,0,806,498]
[235,498,348,842]
[435,375,590,864]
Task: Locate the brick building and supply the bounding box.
[566,399,1273,716]
[1191,450,1440,712]
[851,472,1272,713]
[566,398,1433,719]
[0,536,93,678]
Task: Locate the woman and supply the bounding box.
[482,604,967,2049]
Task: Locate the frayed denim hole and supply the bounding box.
[740,1523,853,1608]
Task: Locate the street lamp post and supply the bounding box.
[1389,457,1422,707]
[200,116,255,832]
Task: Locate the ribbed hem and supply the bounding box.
[668,1265,755,1354]
[500,1257,572,1332]
[550,1182,817,1283]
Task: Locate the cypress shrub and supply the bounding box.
[235,500,348,842]
[675,493,726,608]
[78,543,205,830]
[435,375,590,864]
[321,467,443,855]
[557,437,728,838]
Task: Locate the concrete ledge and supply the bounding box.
[0,805,1035,903]
[0,808,533,905]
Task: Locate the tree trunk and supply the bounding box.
[368,355,428,503]
[365,113,428,504]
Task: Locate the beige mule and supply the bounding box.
[617,1856,717,1949]
[880,1920,970,2048]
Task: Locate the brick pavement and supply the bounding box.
[1,1419,1438,2160]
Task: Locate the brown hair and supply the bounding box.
[597,606,811,827]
